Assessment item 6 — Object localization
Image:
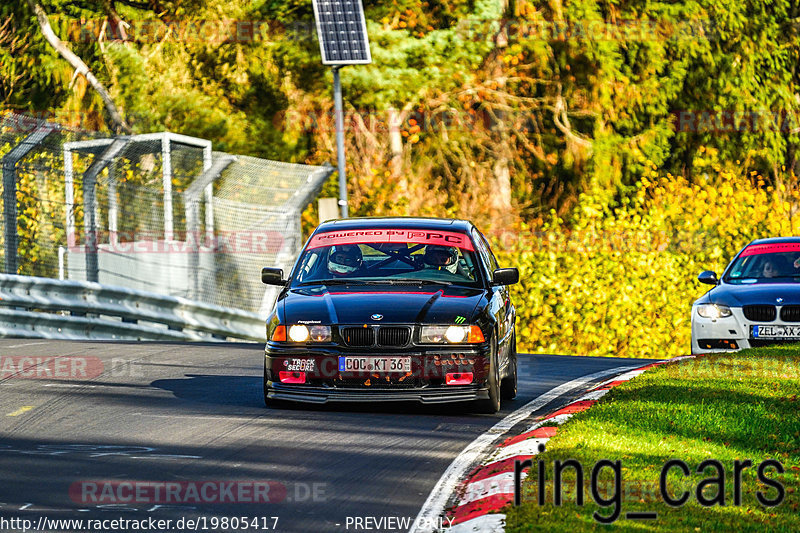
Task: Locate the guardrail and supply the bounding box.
[0,274,266,342]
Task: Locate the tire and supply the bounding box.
[501,330,518,401]
[474,335,501,413]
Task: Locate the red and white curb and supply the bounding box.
[409,357,695,533]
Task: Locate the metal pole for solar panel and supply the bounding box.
[311,0,372,220]
[333,66,348,218]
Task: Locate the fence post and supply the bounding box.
[1,122,58,274]
[183,154,235,300]
[81,137,131,282]
[162,135,173,241]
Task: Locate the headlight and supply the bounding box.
[284,325,331,343]
[696,304,732,319]
[288,325,310,342]
[308,325,332,342]
[421,325,485,344]
[445,325,467,343]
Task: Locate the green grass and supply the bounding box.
[505,346,800,532]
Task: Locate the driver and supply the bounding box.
[327,245,363,276]
[422,245,459,274]
[761,256,789,278]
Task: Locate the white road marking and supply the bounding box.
[4,342,50,348]
[446,514,506,533]
[575,389,610,402]
[408,365,641,533]
[489,438,549,464]
[524,413,573,432]
[132,413,265,421]
[458,471,520,506]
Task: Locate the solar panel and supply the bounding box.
[311,0,372,65]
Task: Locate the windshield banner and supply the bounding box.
[740,242,800,257]
[307,229,474,250]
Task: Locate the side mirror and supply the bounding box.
[262,267,287,286]
[698,270,718,285]
[492,267,519,286]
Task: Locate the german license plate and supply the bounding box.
[338,356,411,373]
[752,325,800,339]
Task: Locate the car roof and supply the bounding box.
[314,217,475,234]
[747,237,800,246]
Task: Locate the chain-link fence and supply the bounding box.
[0,112,332,315]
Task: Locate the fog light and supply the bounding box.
[445,372,473,385]
[279,371,306,384]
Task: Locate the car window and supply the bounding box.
[471,228,496,281]
[291,229,483,287]
[478,231,500,271]
[725,250,800,283]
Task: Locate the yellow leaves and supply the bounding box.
[492,165,800,359]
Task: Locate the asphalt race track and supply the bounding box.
[0,340,656,532]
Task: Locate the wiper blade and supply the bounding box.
[297,279,369,286]
[386,278,453,285]
[298,278,456,286]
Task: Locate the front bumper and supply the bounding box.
[267,383,488,404]
[264,343,491,405]
[691,306,800,354]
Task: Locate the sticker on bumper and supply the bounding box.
[285,359,315,372]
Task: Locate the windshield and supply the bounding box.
[291,228,482,287]
[724,244,800,284]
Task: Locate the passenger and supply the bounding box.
[327,245,363,276]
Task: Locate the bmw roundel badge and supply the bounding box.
[371,314,383,321]
[777,298,784,304]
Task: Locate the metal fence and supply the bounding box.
[0,112,333,317]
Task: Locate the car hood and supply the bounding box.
[699,282,800,307]
[281,285,485,325]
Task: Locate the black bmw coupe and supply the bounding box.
[260,217,519,412]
